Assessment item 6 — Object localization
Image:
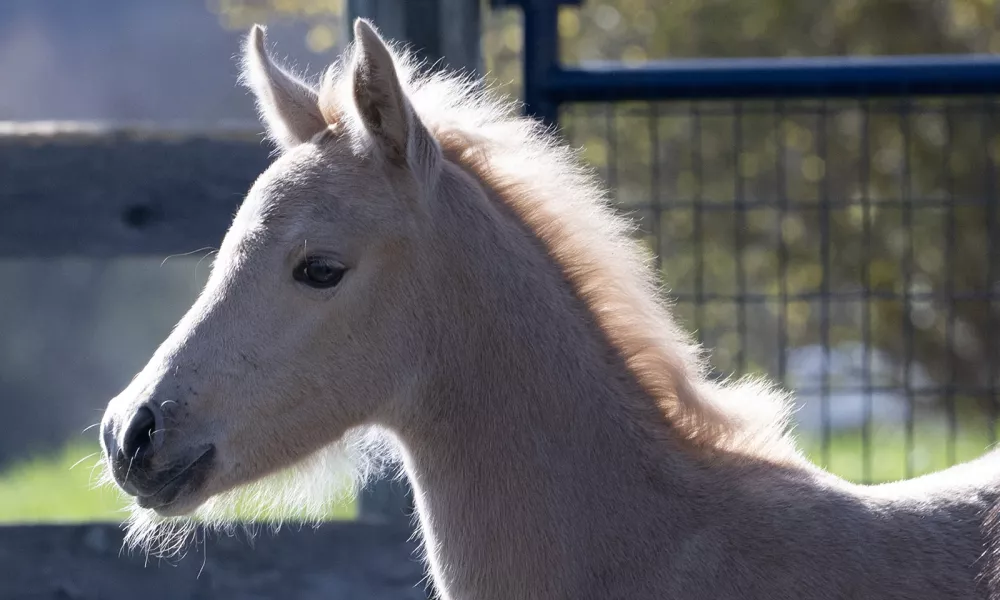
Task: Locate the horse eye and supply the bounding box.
[294,258,346,289]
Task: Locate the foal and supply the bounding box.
[100,19,1000,599]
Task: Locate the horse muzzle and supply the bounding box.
[101,402,216,512]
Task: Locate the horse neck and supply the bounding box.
[387,163,710,599]
[374,162,1000,600]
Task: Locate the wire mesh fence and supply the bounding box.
[560,97,1000,482]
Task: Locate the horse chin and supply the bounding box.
[132,445,217,517]
[146,494,207,518]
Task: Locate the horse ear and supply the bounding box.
[349,19,440,181]
[242,25,328,150]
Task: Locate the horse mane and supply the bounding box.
[329,41,805,466]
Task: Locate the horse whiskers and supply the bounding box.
[160,246,217,268]
[69,452,100,471]
[122,448,140,490]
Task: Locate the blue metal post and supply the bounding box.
[520,1,560,126]
[492,0,582,127]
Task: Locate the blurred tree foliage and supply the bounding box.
[209,0,345,53]
[213,0,1000,422]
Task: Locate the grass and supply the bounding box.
[0,438,356,524]
[0,425,996,523]
[0,439,124,523]
[796,423,999,484]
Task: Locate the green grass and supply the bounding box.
[0,439,124,523]
[796,423,999,484]
[0,438,356,524]
[0,426,996,522]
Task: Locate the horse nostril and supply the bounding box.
[122,405,157,460]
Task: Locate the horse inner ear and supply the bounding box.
[348,18,442,187]
[242,24,328,151]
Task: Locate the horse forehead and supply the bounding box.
[254,150,336,206]
[244,148,369,227]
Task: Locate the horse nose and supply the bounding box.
[121,404,160,461]
[101,402,168,496]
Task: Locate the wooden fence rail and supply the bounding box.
[0,124,270,257]
[0,521,426,600]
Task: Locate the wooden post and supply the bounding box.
[347,0,481,75]
[346,0,480,526]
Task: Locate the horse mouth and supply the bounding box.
[135,445,216,513]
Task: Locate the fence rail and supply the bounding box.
[0,124,268,257]
[0,522,425,600]
[543,55,1000,105]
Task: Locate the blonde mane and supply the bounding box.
[329,42,805,466]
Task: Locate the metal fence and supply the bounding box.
[498,0,1000,483]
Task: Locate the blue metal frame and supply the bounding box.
[492,0,1000,126]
